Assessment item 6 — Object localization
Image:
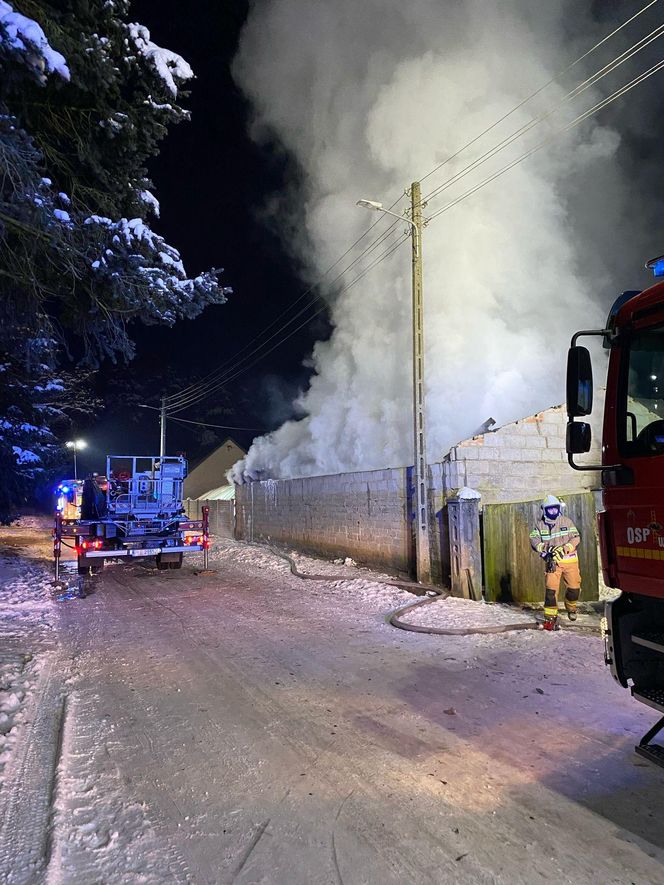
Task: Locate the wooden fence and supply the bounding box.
[482,492,598,604]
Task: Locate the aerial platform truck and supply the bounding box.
[53,455,210,579]
[566,255,664,767]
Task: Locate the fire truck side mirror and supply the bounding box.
[566,345,593,417]
[566,420,592,454]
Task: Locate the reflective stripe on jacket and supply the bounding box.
[529,516,580,562]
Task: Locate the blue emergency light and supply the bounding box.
[646,254,664,277]
[60,485,69,493]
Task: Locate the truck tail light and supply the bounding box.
[77,538,104,553]
[184,534,210,548]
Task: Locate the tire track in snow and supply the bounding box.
[0,656,66,884]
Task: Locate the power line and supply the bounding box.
[426,57,664,225]
[417,0,660,194]
[163,220,408,412]
[168,415,268,432]
[163,196,408,408]
[191,235,411,394]
[161,1,662,414]
[213,55,664,396]
[422,21,664,207]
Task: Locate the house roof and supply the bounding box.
[199,484,235,501]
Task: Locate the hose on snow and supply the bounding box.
[263,544,595,636]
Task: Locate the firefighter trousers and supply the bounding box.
[544,560,581,617]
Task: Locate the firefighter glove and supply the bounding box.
[552,546,566,563]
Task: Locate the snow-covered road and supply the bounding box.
[2,525,664,884]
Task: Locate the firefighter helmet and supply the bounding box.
[541,494,563,521]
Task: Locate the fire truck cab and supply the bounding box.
[566,256,664,766]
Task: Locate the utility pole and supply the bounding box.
[356,186,433,584]
[159,397,166,458]
[410,181,432,584]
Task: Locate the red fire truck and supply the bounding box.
[566,256,664,767]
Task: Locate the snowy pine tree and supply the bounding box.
[0,0,230,520]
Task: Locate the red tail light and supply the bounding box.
[79,538,104,552]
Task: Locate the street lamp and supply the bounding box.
[65,439,87,480]
[355,199,419,256]
[357,182,432,584]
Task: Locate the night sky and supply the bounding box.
[77,1,324,474]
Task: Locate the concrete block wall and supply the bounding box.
[184,498,235,539]
[234,399,606,585]
[439,402,604,506]
[235,468,414,575]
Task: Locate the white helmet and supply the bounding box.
[541,494,564,520]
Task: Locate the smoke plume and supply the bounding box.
[231,0,657,481]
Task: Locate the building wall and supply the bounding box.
[438,400,604,506]
[184,497,235,539]
[184,438,246,500]
[235,401,606,584]
[236,469,415,575]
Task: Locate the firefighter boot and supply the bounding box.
[565,587,580,621]
[542,588,559,631]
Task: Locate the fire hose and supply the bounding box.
[267,545,599,636]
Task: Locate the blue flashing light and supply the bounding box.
[645,254,664,277]
[60,485,69,493]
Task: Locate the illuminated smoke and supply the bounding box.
[231,0,653,480]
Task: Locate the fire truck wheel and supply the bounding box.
[169,554,183,570]
[156,557,170,571]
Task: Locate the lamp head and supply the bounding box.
[356,199,383,211]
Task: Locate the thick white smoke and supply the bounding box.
[231,0,640,481]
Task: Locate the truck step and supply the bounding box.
[635,742,664,769]
[631,631,664,655]
[632,686,664,714]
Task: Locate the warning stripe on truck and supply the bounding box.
[616,545,664,560]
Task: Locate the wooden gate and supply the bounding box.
[483,492,598,604]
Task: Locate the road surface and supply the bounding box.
[1,525,664,884]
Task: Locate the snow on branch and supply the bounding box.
[128,23,193,97]
[0,0,70,82]
[83,214,230,329]
[138,188,160,218]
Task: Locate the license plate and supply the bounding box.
[130,548,161,557]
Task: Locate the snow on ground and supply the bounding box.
[1,524,663,884]
[210,538,575,634]
[0,557,56,786]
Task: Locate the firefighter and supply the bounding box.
[530,495,581,630]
